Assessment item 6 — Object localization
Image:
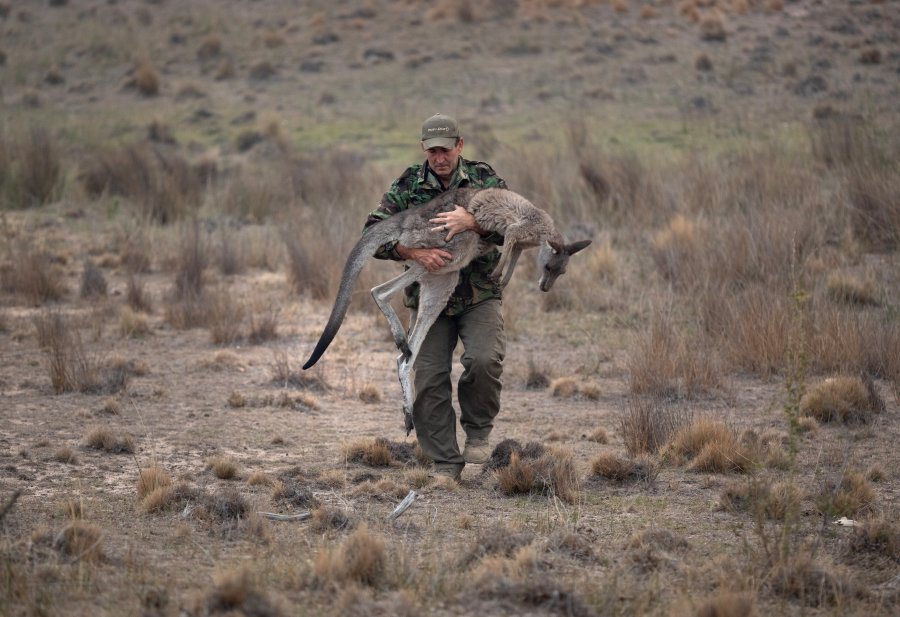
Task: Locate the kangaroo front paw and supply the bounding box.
[403,409,414,435]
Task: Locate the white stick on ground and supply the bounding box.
[257,511,312,521]
[387,490,418,521]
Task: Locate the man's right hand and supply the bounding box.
[397,245,452,272]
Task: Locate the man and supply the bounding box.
[364,113,507,481]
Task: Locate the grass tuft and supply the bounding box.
[84,428,136,454]
[800,375,884,424]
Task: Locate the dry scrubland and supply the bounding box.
[1,0,900,616]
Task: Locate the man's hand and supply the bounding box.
[396,245,452,272]
[429,205,484,241]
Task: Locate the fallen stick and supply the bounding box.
[387,490,418,521]
[257,511,312,522]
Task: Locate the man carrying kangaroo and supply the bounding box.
[364,113,506,481]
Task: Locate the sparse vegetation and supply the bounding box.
[2,2,899,615]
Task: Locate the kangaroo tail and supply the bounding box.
[302,226,391,370]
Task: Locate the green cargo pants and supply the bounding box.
[412,299,506,473]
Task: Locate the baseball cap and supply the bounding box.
[421,113,459,149]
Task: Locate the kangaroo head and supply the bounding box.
[538,239,592,292]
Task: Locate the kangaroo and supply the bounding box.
[302,187,591,433]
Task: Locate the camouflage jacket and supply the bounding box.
[364,158,508,315]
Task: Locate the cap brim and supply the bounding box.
[422,137,458,149]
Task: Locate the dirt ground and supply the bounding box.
[2,1,900,616]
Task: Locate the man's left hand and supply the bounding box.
[429,206,482,242]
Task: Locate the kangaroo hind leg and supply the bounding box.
[397,271,457,433]
[371,266,424,359]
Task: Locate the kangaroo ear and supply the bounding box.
[547,239,564,254]
[566,239,592,255]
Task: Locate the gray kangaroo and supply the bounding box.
[302,187,591,433]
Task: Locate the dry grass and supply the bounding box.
[618,398,692,456]
[133,59,160,96]
[80,144,200,224]
[84,428,136,454]
[0,127,62,208]
[358,383,382,404]
[313,524,387,588]
[137,465,173,499]
[52,446,79,464]
[203,568,284,617]
[1,246,67,303]
[825,272,880,307]
[208,289,245,345]
[118,305,150,338]
[847,516,900,561]
[207,456,239,480]
[721,478,803,521]
[665,418,755,473]
[79,259,107,298]
[590,452,657,484]
[818,471,876,518]
[800,375,884,424]
[628,314,723,399]
[493,444,580,503]
[769,552,858,607]
[53,520,104,562]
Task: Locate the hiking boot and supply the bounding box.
[431,464,463,481]
[463,438,491,464]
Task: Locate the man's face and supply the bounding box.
[422,137,464,183]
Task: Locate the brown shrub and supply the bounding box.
[825,272,879,306]
[343,437,394,467]
[699,12,727,41]
[800,375,883,424]
[137,465,173,499]
[590,453,653,483]
[769,553,858,607]
[314,524,386,587]
[494,445,579,503]
[310,506,354,533]
[80,144,200,224]
[53,447,79,464]
[53,520,104,562]
[695,52,713,72]
[0,127,63,208]
[627,314,723,399]
[618,398,691,456]
[846,165,900,252]
[79,259,108,298]
[496,452,536,497]
[208,289,245,345]
[586,427,608,444]
[205,568,284,617]
[196,34,222,60]
[84,428,136,454]
[667,418,754,473]
[119,306,150,338]
[525,356,550,390]
[695,592,755,617]
[848,516,900,560]
[133,60,160,96]
[247,305,279,344]
[818,471,875,518]
[2,246,67,303]
[358,383,382,404]
[207,456,239,480]
[40,316,121,395]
